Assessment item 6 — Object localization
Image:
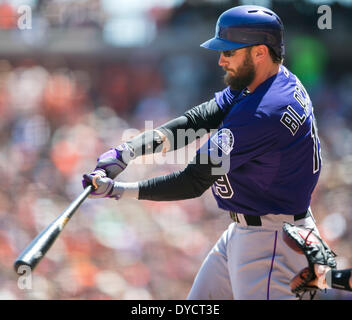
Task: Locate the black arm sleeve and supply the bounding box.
[137,99,229,201]
[157,98,225,150]
[159,98,224,134]
[138,152,223,201]
[125,98,225,159]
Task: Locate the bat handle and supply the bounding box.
[65,185,93,220]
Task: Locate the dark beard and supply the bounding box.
[224,50,256,91]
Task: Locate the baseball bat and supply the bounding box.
[14,185,93,273]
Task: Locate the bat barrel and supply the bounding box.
[14,221,63,272]
[14,185,93,273]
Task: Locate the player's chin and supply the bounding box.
[223,72,235,86]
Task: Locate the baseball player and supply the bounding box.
[83,5,326,300]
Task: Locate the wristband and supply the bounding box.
[328,269,352,291]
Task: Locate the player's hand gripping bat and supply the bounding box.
[14,185,93,273]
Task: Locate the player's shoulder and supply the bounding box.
[258,66,309,118]
[214,86,241,113]
[216,66,310,126]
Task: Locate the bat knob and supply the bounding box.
[14,260,33,274]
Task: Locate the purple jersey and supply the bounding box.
[209,66,321,216]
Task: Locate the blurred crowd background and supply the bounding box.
[0,0,351,300]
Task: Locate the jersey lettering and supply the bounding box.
[280,111,300,135]
[280,79,311,135]
[294,77,310,116]
[287,105,306,125]
[279,77,321,174]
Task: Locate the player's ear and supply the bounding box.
[252,45,268,63]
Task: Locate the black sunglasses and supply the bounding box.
[221,50,236,57]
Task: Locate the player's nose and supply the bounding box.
[218,53,228,67]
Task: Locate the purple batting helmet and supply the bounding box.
[201,5,285,59]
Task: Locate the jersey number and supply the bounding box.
[213,174,234,199]
[311,116,320,174]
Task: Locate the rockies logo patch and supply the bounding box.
[211,128,234,155]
